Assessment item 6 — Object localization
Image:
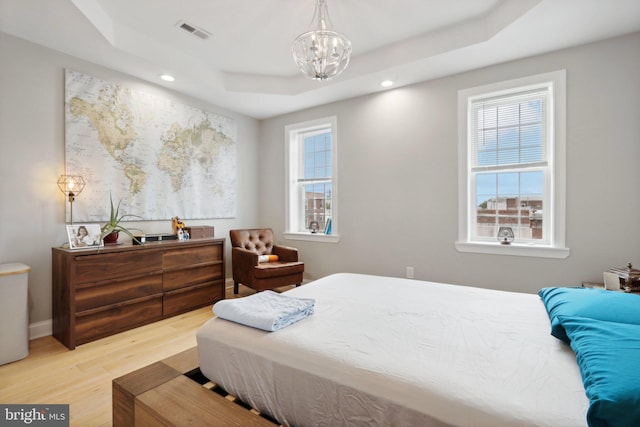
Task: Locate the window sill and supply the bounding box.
[454,241,570,259]
[284,232,340,243]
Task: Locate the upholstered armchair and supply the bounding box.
[229,228,304,294]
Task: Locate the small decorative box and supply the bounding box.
[608,263,640,292]
[185,226,215,239]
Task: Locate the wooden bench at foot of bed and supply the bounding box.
[112,347,282,427]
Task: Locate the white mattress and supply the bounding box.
[197,273,588,427]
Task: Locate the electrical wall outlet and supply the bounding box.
[406,266,414,279]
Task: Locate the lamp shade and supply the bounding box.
[57,175,85,197]
[497,227,514,245]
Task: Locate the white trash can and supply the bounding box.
[0,263,31,365]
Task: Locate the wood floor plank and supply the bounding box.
[0,306,214,426]
[0,283,285,426]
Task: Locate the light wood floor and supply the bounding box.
[0,284,290,427]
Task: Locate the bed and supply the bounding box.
[197,273,594,427]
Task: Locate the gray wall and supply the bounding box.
[0,33,260,335]
[2,30,638,338]
[259,32,640,294]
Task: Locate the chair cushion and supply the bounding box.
[254,261,304,279]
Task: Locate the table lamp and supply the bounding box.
[57,174,85,224]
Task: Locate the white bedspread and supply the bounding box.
[197,273,588,427]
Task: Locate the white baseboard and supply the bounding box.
[29,319,52,340]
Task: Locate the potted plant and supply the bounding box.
[100,193,143,244]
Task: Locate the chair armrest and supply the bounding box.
[232,247,259,266]
[232,247,259,285]
[273,245,299,262]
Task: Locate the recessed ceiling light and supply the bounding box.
[160,74,175,82]
[380,80,394,88]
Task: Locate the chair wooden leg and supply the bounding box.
[234,281,239,294]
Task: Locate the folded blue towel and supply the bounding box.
[213,290,315,331]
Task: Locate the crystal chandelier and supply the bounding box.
[292,0,352,80]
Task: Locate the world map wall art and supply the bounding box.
[64,69,237,222]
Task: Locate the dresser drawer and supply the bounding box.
[76,274,163,312]
[163,264,222,291]
[163,281,223,317]
[163,244,222,269]
[52,238,225,349]
[75,250,162,284]
[75,296,163,345]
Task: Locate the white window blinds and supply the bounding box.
[470,88,548,171]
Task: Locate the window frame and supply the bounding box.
[456,70,569,259]
[284,116,340,243]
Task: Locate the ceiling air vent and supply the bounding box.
[176,20,211,40]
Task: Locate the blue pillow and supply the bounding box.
[538,287,640,343]
[559,316,640,427]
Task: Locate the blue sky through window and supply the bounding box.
[302,131,333,229]
[304,132,332,180]
[474,98,544,206]
[476,171,543,206]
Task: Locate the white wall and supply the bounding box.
[259,32,640,294]
[0,33,261,334]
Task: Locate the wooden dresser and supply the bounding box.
[52,238,225,349]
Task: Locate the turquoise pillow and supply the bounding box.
[560,316,640,427]
[538,287,640,343]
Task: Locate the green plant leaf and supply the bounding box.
[100,192,143,242]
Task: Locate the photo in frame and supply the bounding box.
[66,224,103,249]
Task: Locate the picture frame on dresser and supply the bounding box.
[66,224,103,249]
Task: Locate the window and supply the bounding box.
[456,71,568,258]
[284,116,339,242]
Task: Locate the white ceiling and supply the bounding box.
[1,0,639,119]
